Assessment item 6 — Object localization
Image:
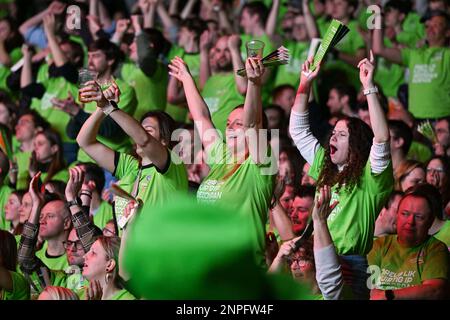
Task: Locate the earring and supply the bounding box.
[105,272,112,284]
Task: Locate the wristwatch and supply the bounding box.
[102,100,119,116]
[385,289,395,300]
[363,86,378,96]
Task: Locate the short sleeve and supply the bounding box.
[308,146,325,181]
[421,238,450,282]
[114,153,140,180]
[401,48,412,66]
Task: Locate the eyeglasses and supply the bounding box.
[63,240,83,251]
[427,167,445,174]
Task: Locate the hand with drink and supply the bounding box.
[78,80,121,109]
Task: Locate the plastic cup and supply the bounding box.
[246,40,265,58]
[78,68,98,103]
[78,68,98,87]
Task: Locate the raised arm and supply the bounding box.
[302,0,319,39]
[76,88,116,173]
[265,0,280,38]
[271,202,295,241]
[243,57,266,163]
[199,30,215,89]
[65,167,99,253]
[359,51,389,143]
[19,1,65,36]
[372,21,403,64]
[20,45,33,88]
[100,82,169,171]
[228,35,247,95]
[156,1,178,42]
[180,0,198,20]
[110,19,130,46]
[312,186,343,300]
[169,56,220,150]
[43,13,67,67]
[289,57,321,165]
[18,173,43,272]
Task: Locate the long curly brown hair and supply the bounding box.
[317,117,374,192]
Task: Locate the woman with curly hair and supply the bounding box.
[289,53,394,299]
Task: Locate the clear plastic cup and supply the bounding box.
[78,68,98,103]
[246,40,265,58]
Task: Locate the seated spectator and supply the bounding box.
[388,120,413,172]
[272,85,296,117]
[426,156,450,216]
[0,150,11,231]
[368,184,450,300]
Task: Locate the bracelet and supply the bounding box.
[102,101,119,116]
[80,191,92,198]
[363,86,378,96]
[67,198,80,208]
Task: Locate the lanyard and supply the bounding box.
[131,168,143,199]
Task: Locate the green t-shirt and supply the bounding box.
[109,288,136,300]
[0,184,12,230]
[397,13,425,48]
[433,221,450,252]
[407,140,432,163]
[401,47,450,119]
[35,242,69,272]
[77,77,137,163]
[0,47,21,94]
[13,150,31,190]
[30,65,79,143]
[201,73,245,136]
[309,147,394,255]
[27,269,67,299]
[367,235,449,290]
[374,38,405,98]
[1,270,30,300]
[273,40,309,88]
[197,140,276,268]
[114,150,188,211]
[40,168,69,184]
[92,200,113,230]
[166,46,201,123]
[120,61,168,121]
[321,20,365,90]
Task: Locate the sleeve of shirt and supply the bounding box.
[369,140,391,174]
[289,110,320,165]
[71,210,99,253]
[17,221,42,274]
[48,62,79,84]
[113,152,139,180]
[421,239,450,282]
[24,26,48,49]
[136,32,158,77]
[116,81,137,117]
[401,48,412,66]
[314,244,344,300]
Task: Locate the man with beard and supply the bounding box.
[199,34,246,135]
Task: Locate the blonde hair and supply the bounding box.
[40,286,79,300]
[395,160,425,191]
[96,236,124,289]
